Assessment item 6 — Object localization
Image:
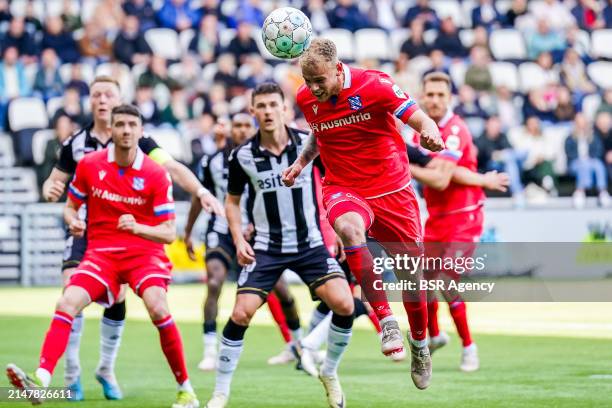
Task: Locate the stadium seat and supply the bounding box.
[179,29,195,55]
[0,167,39,202]
[321,29,354,60]
[423,29,437,45]
[581,94,602,121]
[518,62,549,92]
[590,29,612,59]
[59,63,95,85]
[459,29,475,48]
[219,28,237,49]
[8,98,48,132]
[355,29,390,61]
[407,55,433,77]
[80,0,98,23]
[460,0,476,27]
[490,62,519,92]
[31,130,54,166]
[389,28,409,59]
[145,28,182,60]
[9,0,27,16]
[153,84,170,110]
[431,0,464,27]
[46,96,63,119]
[587,61,612,89]
[449,61,467,87]
[490,29,526,60]
[148,128,185,162]
[273,64,290,84]
[229,95,248,114]
[201,63,219,85]
[0,134,15,168]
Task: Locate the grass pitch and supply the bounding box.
[1,286,612,407]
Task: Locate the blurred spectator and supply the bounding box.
[41,16,80,63]
[199,0,234,29]
[403,0,439,31]
[113,15,153,67]
[368,0,397,31]
[597,89,612,116]
[0,0,11,24]
[433,17,468,59]
[471,0,502,30]
[571,0,604,31]
[504,0,528,28]
[160,85,192,127]
[33,49,64,102]
[227,22,259,66]
[554,86,577,123]
[133,84,162,126]
[532,0,576,31]
[527,19,566,60]
[242,54,272,88]
[605,0,612,28]
[595,111,612,183]
[560,48,596,99]
[392,53,422,98]
[208,83,230,117]
[156,0,202,32]
[565,24,591,60]
[170,55,202,93]
[476,116,524,200]
[90,0,125,36]
[213,53,245,97]
[302,0,331,32]
[455,84,488,136]
[399,18,430,59]
[2,17,38,64]
[64,64,89,97]
[465,46,493,92]
[61,0,82,31]
[472,25,491,51]
[488,85,522,130]
[514,116,558,195]
[24,1,43,32]
[37,114,74,188]
[523,89,556,123]
[52,86,89,128]
[139,55,174,90]
[328,0,372,32]
[0,46,31,129]
[188,14,222,65]
[123,0,157,32]
[535,51,560,86]
[190,112,217,163]
[235,0,265,27]
[565,113,609,207]
[78,23,113,63]
[423,49,451,81]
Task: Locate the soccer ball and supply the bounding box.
[262,7,313,59]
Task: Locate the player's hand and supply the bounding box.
[117,214,139,234]
[334,235,346,263]
[242,223,255,242]
[483,170,510,192]
[420,129,445,152]
[281,162,304,187]
[236,239,255,266]
[69,218,86,238]
[199,189,225,217]
[44,180,65,202]
[184,233,196,261]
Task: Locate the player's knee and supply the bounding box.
[55,294,80,316]
[328,293,354,316]
[231,305,255,326]
[335,221,365,246]
[143,293,170,321]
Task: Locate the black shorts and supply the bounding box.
[205,229,236,271]
[62,234,87,271]
[237,245,345,301]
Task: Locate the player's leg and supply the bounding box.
[267,277,299,365]
[427,292,450,354]
[200,257,228,371]
[140,283,198,408]
[266,291,291,343]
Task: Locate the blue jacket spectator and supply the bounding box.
[0,46,31,130]
[527,19,566,60]
[123,0,157,32]
[0,0,11,23]
[328,0,372,32]
[235,0,265,27]
[432,17,468,59]
[571,0,602,31]
[41,16,80,63]
[471,0,502,29]
[33,49,64,102]
[156,0,202,31]
[399,18,430,58]
[198,0,235,29]
[113,15,153,67]
[2,17,38,60]
[605,0,612,28]
[403,0,439,31]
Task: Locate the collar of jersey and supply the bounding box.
[252,126,298,158]
[437,109,454,128]
[107,147,145,170]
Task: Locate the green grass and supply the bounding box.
[2,315,612,407]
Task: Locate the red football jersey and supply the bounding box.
[68,148,175,251]
[423,110,485,216]
[297,64,420,198]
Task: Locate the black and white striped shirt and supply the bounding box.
[227,127,322,254]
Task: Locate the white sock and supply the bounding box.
[301,313,332,350]
[35,368,51,388]
[215,337,244,396]
[96,317,125,382]
[290,327,303,343]
[321,323,352,377]
[464,343,477,352]
[203,332,218,358]
[379,315,397,325]
[410,336,428,348]
[308,309,328,333]
[178,379,194,393]
[64,313,84,385]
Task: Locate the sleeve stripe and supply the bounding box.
[154,209,175,216]
[68,184,86,199]
[439,150,463,160]
[394,99,416,119]
[154,203,175,212]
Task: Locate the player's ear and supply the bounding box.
[336,62,343,75]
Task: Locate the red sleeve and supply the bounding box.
[67,157,89,206]
[152,170,176,221]
[374,72,419,122]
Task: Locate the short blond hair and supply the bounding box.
[300,38,337,70]
[90,75,121,91]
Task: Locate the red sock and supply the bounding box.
[39,311,74,374]
[267,292,291,343]
[427,298,440,337]
[449,298,472,347]
[154,315,189,384]
[403,301,428,341]
[367,309,382,334]
[345,244,393,321]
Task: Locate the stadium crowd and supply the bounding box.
[0,0,611,208]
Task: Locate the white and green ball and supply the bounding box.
[262,7,313,59]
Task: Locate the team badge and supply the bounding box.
[312,104,318,115]
[392,84,405,98]
[348,95,362,110]
[133,177,145,191]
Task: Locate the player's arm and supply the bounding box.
[406,109,445,152]
[117,215,176,244]
[410,158,457,191]
[63,160,88,236]
[451,167,509,192]
[226,149,255,265]
[43,142,76,202]
[184,156,214,259]
[281,132,318,187]
[63,197,86,237]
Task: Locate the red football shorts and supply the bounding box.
[322,183,423,257]
[68,248,172,307]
